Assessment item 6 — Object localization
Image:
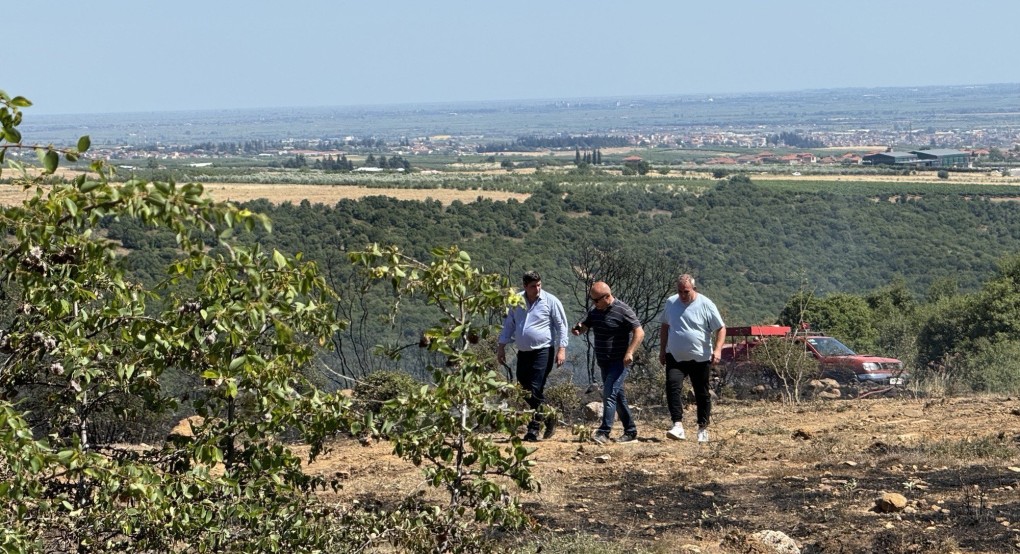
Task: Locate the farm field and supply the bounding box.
[6,166,1020,207]
[198,183,531,205]
[0,180,531,206]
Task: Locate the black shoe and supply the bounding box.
[617,432,638,443]
[523,432,540,442]
[591,432,610,445]
[542,417,558,440]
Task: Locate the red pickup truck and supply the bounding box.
[721,325,907,385]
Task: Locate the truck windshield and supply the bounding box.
[806,337,856,357]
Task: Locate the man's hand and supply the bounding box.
[624,352,634,366]
[556,347,566,367]
[496,343,506,365]
[710,348,722,365]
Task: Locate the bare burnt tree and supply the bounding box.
[561,239,686,386]
[324,254,466,388]
[325,258,379,385]
[324,255,417,387]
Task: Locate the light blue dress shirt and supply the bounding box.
[498,289,569,351]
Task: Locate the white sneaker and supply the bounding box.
[697,427,709,443]
[666,422,686,441]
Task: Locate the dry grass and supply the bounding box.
[0,181,530,207]
[199,183,530,205]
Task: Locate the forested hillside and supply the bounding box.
[214,179,1020,322]
[104,175,1020,386]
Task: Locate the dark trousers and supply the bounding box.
[517,346,554,432]
[664,354,712,428]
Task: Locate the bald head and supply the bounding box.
[589,281,613,308]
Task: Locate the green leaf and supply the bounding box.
[41,149,58,174]
[3,127,22,143]
[10,96,32,108]
[76,135,91,153]
[273,249,287,269]
[63,198,78,217]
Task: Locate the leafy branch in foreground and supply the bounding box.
[0,90,90,177]
[349,244,539,552]
[0,90,367,552]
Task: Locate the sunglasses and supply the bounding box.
[590,293,609,303]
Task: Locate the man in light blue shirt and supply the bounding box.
[497,271,569,441]
[658,274,726,443]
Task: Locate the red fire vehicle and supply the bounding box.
[720,325,906,386]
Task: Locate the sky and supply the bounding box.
[9,0,1020,115]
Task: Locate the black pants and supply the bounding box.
[517,346,554,432]
[664,354,712,428]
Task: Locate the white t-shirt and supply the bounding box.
[659,293,724,362]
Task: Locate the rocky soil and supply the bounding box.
[306,395,1020,553]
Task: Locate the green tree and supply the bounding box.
[865,279,921,368]
[1,89,543,553]
[0,90,365,552]
[778,291,877,352]
[917,254,1020,392]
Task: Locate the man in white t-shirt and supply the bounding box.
[658,274,726,443]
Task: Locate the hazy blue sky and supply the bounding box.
[9,0,1020,115]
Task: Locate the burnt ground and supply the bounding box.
[303,396,1020,553]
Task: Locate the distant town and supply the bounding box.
[15,84,1020,170]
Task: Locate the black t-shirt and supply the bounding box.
[581,299,642,366]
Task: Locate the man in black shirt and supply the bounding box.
[572,281,645,444]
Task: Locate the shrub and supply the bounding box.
[625,360,667,414]
[750,337,820,403]
[956,337,1020,393]
[354,369,420,414]
[543,382,582,424]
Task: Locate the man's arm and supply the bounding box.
[710,326,727,364]
[551,297,569,367]
[496,310,517,364]
[624,325,645,366]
